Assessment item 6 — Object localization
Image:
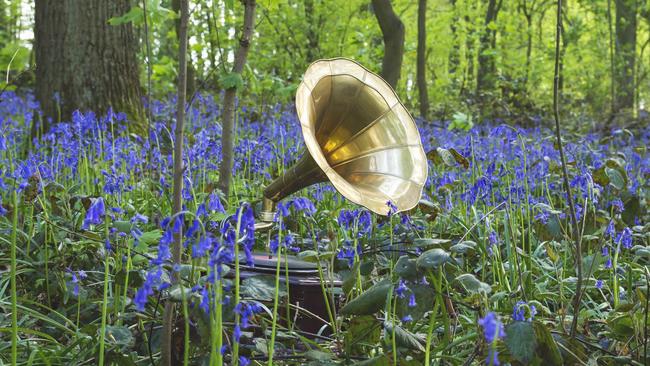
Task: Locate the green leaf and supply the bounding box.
[416,248,450,270]
[340,279,392,316]
[220,72,244,90]
[505,321,536,363]
[455,273,491,294]
[533,321,563,365]
[241,275,286,301]
[344,315,381,355]
[605,167,626,190]
[396,284,434,322]
[450,240,476,254]
[103,325,133,346]
[108,6,144,26]
[394,255,418,280]
[384,321,425,352]
[350,355,389,366]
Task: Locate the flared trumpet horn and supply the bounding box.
[258,58,428,227]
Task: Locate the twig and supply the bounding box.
[552,0,582,338]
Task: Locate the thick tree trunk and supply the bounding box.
[371,0,405,89]
[476,0,502,96]
[217,0,256,199]
[613,0,637,118]
[34,0,143,132]
[417,0,430,119]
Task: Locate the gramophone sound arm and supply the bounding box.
[260,153,327,222]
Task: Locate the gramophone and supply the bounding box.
[242,58,428,335]
[257,57,428,227]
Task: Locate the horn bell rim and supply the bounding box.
[296,57,428,216]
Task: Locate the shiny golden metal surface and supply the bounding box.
[262,58,428,217]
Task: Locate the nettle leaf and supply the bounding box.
[416,248,450,271]
[505,321,536,363]
[455,273,491,294]
[340,279,392,316]
[220,72,244,90]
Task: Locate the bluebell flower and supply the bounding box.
[408,293,417,308]
[478,312,504,365]
[596,280,603,289]
[239,356,250,366]
[605,220,616,240]
[386,200,398,216]
[395,279,409,298]
[402,315,413,323]
[82,197,105,229]
[617,227,633,249]
[609,198,624,213]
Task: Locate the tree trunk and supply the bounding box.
[476,0,502,96]
[172,0,196,99]
[371,0,405,89]
[417,0,430,119]
[304,0,320,63]
[34,0,143,132]
[613,0,637,119]
[217,0,256,199]
[448,0,460,76]
[161,0,189,363]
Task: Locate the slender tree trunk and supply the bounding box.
[524,15,533,87]
[448,0,460,76]
[172,0,196,99]
[34,0,143,132]
[607,0,616,114]
[417,0,430,119]
[476,0,502,96]
[613,0,638,119]
[161,1,188,365]
[217,0,256,199]
[304,0,319,63]
[371,0,405,88]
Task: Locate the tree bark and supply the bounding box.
[217,0,256,199]
[371,0,405,89]
[476,0,503,96]
[172,0,196,99]
[34,0,143,132]
[304,0,320,63]
[417,0,430,119]
[613,0,638,119]
[161,0,189,362]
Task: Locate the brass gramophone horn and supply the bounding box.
[257,58,428,226]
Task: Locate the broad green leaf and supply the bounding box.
[344,315,381,355]
[533,321,563,365]
[396,284,435,322]
[605,167,626,190]
[455,273,491,294]
[340,279,392,316]
[505,321,536,363]
[450,240,476,254]
[394,255,418,280]
[384,321,425,352]
[241,275,286,301]
[103,325,133,346]
[416,248,450,270]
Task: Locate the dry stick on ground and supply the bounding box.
[217,0,257,201]
[552,0,583,338]
[161,0,189,364]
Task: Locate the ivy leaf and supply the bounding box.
[505,321,537,363]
